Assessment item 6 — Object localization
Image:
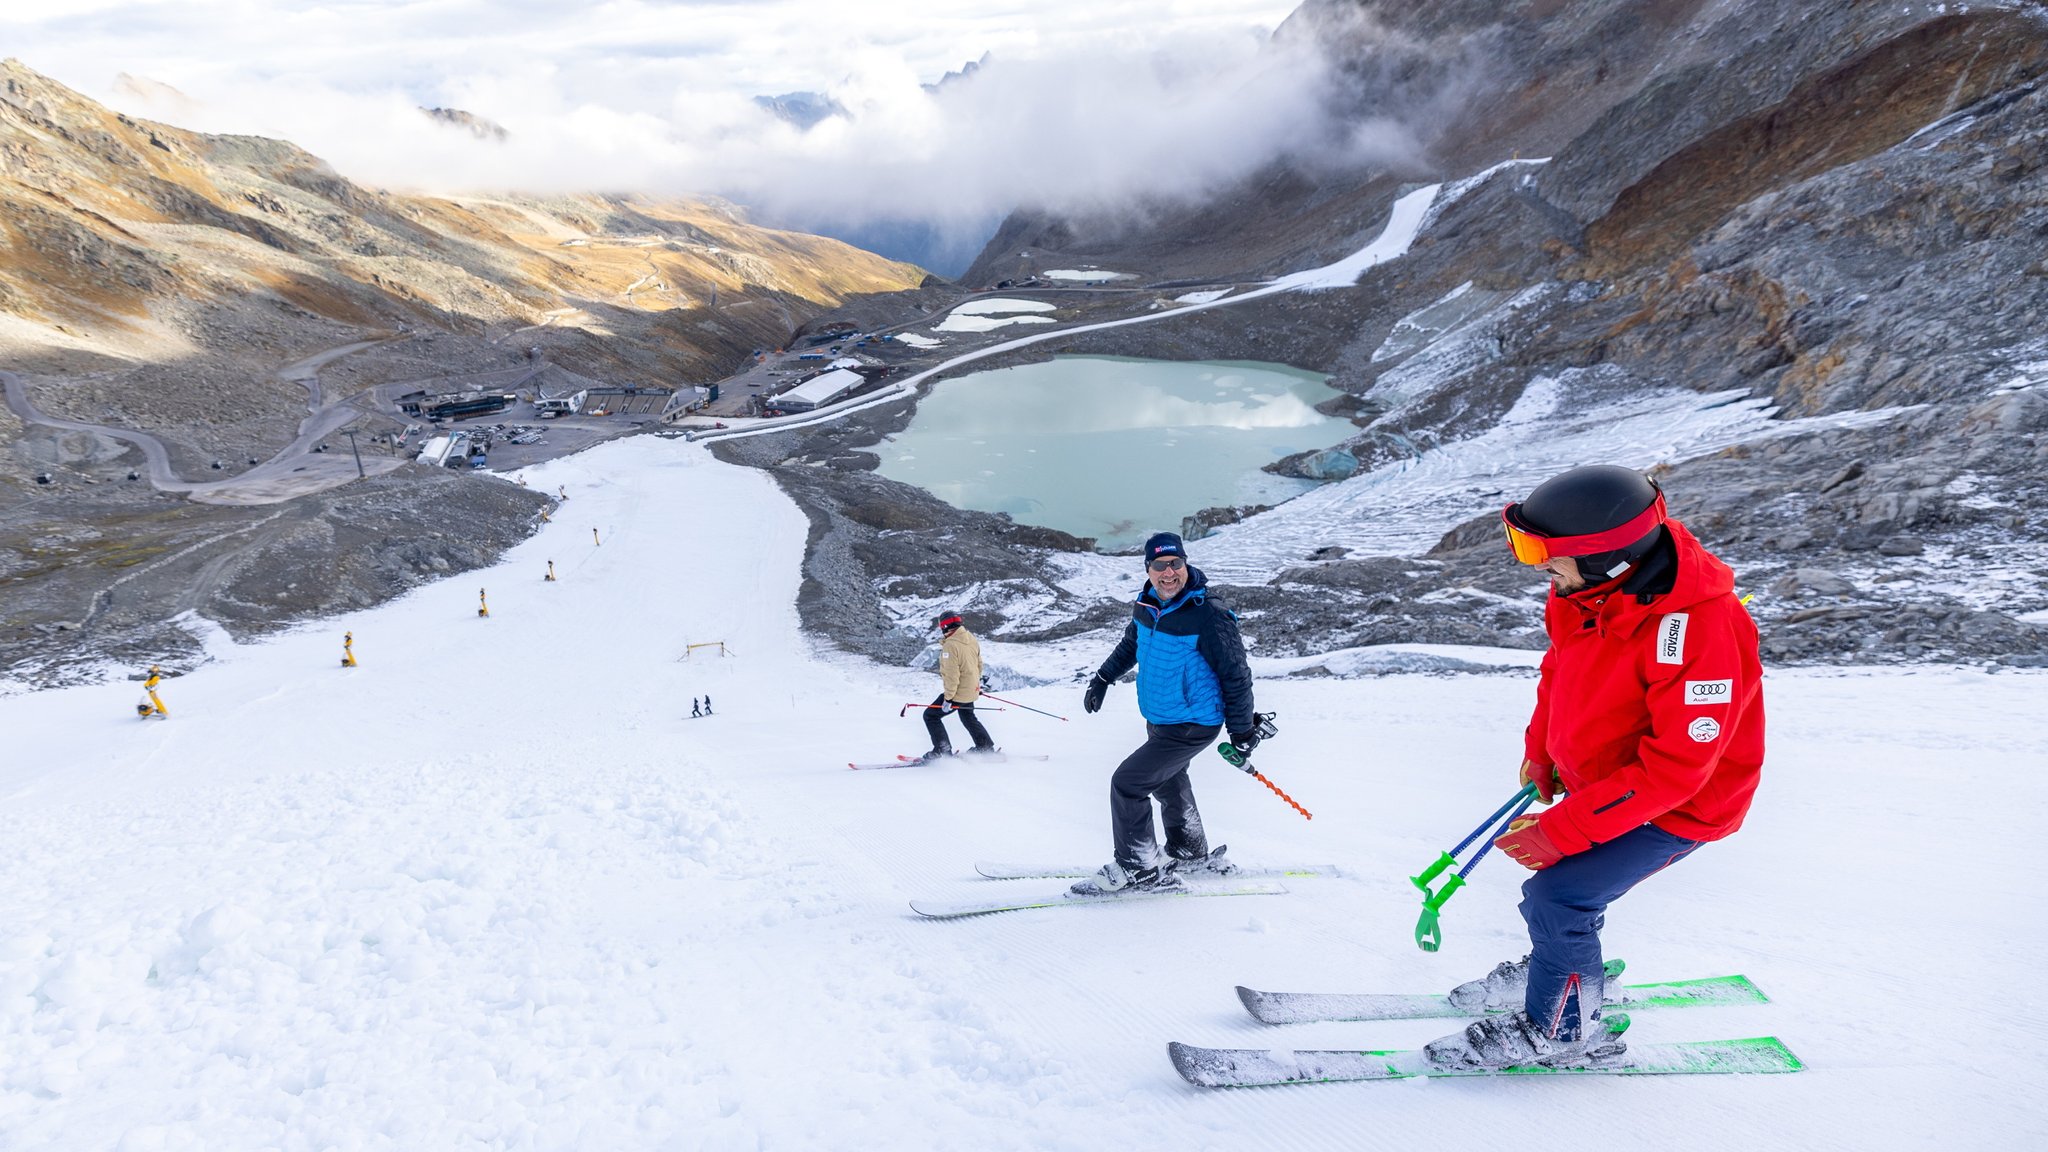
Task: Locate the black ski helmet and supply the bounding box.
[1506,465,1666,580]
[936,610,964,633]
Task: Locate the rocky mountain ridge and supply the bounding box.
[752,0,2048,670]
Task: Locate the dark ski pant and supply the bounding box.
[923,695,993,752]
[1109,722,1219,869]
[1523,823,1702,1042]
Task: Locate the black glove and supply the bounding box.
[979,674,991,692]
[1083,673,1110,714]
[1228,729,1261,757]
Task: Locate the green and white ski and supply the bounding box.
[1238,971,1768,1025]
[1168,1032,1803,1087]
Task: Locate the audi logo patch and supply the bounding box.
[1685,678,1734,705]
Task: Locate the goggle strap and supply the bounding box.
[1502,493,1667,559]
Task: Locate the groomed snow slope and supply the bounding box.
[3,437,2043,1151]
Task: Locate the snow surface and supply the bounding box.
[945,298,1060,316]
[5,435,2045,1150]
[935,298,1060,332]
[1187,371,1926,585]
[890,332,942,348]
[1266,184,1441,292]
[932,313,1056,333]
[1042,269,1134,283]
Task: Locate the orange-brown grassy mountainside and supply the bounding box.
[0,58,923,686]
[0,57,922,437]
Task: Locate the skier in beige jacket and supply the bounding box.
[918,610,997,762]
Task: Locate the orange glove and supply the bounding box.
[1519,759,1562,804]
[1495,815,1566,871]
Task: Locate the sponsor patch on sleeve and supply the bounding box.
[1684,678,1734,705]
[1687,716,1722,743]
[1656,613,1689,665]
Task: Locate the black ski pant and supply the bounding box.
[923,695,993,752]
[1109,721,1219,869]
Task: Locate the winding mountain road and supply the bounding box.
[693,183,1446,444]
[4,339,408,505]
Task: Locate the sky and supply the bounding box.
[2,0,1413,259]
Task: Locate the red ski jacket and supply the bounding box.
[1524,519,1765,855]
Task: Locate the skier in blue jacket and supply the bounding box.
[1073,532,1258,894]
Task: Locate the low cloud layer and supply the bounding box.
[7,1,1435,250]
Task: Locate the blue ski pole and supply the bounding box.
[1411,783,1539,952]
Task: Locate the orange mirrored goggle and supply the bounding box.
[1501,493,1667,566]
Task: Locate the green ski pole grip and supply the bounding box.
[1409,851,1455,894]
[1426,872,1467,911]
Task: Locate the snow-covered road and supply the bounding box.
[4,437,2043,1150]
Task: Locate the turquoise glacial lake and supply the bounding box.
[875,356,1353,549]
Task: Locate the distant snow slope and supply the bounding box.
[1192,370,1924,584]
[3,436,2042,1150]
[935,297,1059,333]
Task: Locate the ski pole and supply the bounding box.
[1411,783,1538,952]
[898,702,1007,717]
[1226,757,1313,820]
[1213,714,1309,820]
[975,692,1068,722]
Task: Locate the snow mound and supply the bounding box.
[936,298,1060,333]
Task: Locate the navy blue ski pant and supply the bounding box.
[1523,823,1702,1042]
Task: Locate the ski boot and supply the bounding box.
[914,745,955,765]
[1423,1010,1631,1071]
[961,745,1002,758]
[1447,955,1627,1013]
[1068,860,1183,896]
[1165,845,1238,878]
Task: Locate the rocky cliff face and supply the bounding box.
[937,0,2048,666]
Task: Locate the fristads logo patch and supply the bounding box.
[1656,613,1689,665]
[1688,716,1722,743]
[1685,678,1734,705]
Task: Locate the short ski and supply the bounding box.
[977,861,1340,881]
[911,881,1285,919]
[1238,972,1768,1025]
[851,752,1048,770]
[849,755,937,770]
[1167,1034,1803,1086]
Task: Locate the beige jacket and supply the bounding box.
[939,625,982,703]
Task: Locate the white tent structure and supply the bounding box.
[774,368,865,412]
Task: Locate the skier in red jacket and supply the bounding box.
[1425,465,1765,1071]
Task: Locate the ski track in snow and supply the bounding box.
[3,436,2044,1150]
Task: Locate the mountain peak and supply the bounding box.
[419,106,509,142]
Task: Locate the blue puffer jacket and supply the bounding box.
[1096,566,1255,731]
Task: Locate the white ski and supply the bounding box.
[911,881,1286,919]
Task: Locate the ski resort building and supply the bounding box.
[533,389,587,418]
[772,368,866,413]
